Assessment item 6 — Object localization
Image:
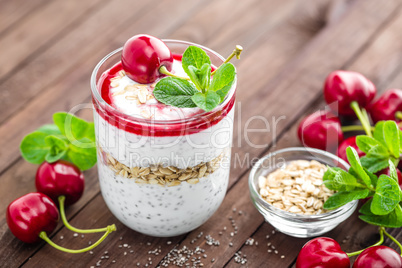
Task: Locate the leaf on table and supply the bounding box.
[323,167,343,190]
[360,156,389,174]
[360,204,402,228]
[37,124,62,136]
[383,120,400,158]
[67,138,97,171]
[346,147,371,187]
[20,132,51,164]
[373,121,387,147]
[356,135,386,154]
[371,174,401,215]
[44,135,68,163]
[323,189,370,210]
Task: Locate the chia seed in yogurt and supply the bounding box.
[90,37,236,237]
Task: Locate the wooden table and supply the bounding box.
[1,0,402,267]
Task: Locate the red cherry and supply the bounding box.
[296,237,350,268]
[121,34,173,84]
[7,193,59,243]
[36,160,85,206]
[297,110,344,153]
[324,71,376,117]
[369,89,402,123]
[337,136,365,164]
[353,246,402,268]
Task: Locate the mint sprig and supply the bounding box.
[356,120,401,173]
[154,45,240,112]
[323,146,402,228]
[20,112,96,170]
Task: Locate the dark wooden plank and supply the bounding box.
[22,0,402,267]
[0,0,49,36]
[0,0,104,79]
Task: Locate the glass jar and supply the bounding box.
[90,40,236,237]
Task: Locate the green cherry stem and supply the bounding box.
[341,125,374,132]
[383,228,402,256]
[39,224,116,254]
[159,66,190,80]
[211,45,243,76]
[58,196,109,233]
[346,227,385,257]
[350,101,373,137]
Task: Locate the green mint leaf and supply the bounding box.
[399,130,402,153]
[371,174,401,215]
[360,203,402,228]
[388,160,398,183]
[67,138,97,171]
[182,46,211,78]
[37,124,62,136]
[323,189,370,210]
[53,112,95,142]
[359,198,373,215]
[191,91,221,112]
[209,63,236,102]
[360,156,389,173]
[364,167,378,188]
[154,77,198,108]
[44,135,68,163]
[323,167,344,190]
[356,135,386,154]
[346,147,371,187]
[20,132,51,164]
[330,169,364,191]
[384,120,400,158]
[187,63,211,91]
[373,121,387,147]
[366,144,389,159]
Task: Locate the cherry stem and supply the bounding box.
[346,227,384,257]
[211,45,243,76]
[39,224,116,254]
[341,125,374,133]
[350,101,372,137]
[58,196,110,233]
[395,111,402,120]
[159,66,190,80]
[383,228,402,256]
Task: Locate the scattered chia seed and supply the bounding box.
[281,255,285,259]
[205,235,220,246]
[123,244,128,248]
[238,211,243,215]
[81,234,85,238]
[229,243,233,247]
[232,208,237,212]
[73,233,78,238]
[234,251,247,265]
[268,250,272,253]
[167,241,172,245]
[274,250,278,254]
[266,235,270,239]
[119,236,123,240]
[223,226,227,231]
[90,251,94,255]
[211,258,215,263]
[59,236,64,240]
[112,260,116,263]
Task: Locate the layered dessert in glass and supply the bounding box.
[90,36,237,237]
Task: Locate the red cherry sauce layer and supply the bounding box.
[93,55,235,137]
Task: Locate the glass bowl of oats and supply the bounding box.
[248,147,358,238]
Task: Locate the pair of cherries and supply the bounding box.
[7,161,115,253]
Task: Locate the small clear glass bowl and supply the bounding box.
[249,147,358,238]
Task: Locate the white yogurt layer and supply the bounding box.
[109,59,204,121]
[93,107,234,236]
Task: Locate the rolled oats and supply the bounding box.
[257,160,333,215]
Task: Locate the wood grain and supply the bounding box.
[1,0,402,267]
